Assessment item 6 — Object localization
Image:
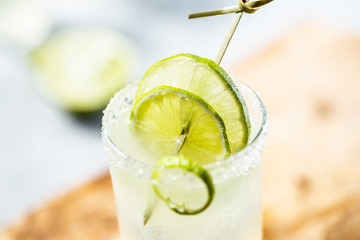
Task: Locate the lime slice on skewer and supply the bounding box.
[131,86,230,165]
[131,54,250,218]
[151,154,215,215]
[134,53,249,153]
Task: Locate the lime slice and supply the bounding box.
[131,86,230,165]
[152,154,215,215]
[135,53,249,153]
[30,27,138,113]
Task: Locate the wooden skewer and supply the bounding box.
[188,5,240,19]
[215,11,243,65]
[189,0,273,64]
[189,0,273,19]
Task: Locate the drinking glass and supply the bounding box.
[102,80,268,240]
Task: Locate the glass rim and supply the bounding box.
[102,81,268,173]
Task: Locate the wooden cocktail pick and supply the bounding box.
[189,0,274,64]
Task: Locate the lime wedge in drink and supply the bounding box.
[134,53,249,153]
[131,86,230,165]
[30,27,138,113]
[151,154,215,215]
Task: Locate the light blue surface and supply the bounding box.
[1,0,360,227]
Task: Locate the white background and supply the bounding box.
[1,0,360,226]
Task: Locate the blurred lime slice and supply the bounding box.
[31,27,138,113]
[131,86,230,165]
[135,53,249,153]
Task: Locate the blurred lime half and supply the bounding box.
[30,27,138,113]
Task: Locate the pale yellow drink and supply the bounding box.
[102,80,267,240]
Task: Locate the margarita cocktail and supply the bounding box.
[102,54,267,239]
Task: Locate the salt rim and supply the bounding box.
[101,81,268,183]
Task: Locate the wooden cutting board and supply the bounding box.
[1,24,360,240]
[230,23,360,240]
